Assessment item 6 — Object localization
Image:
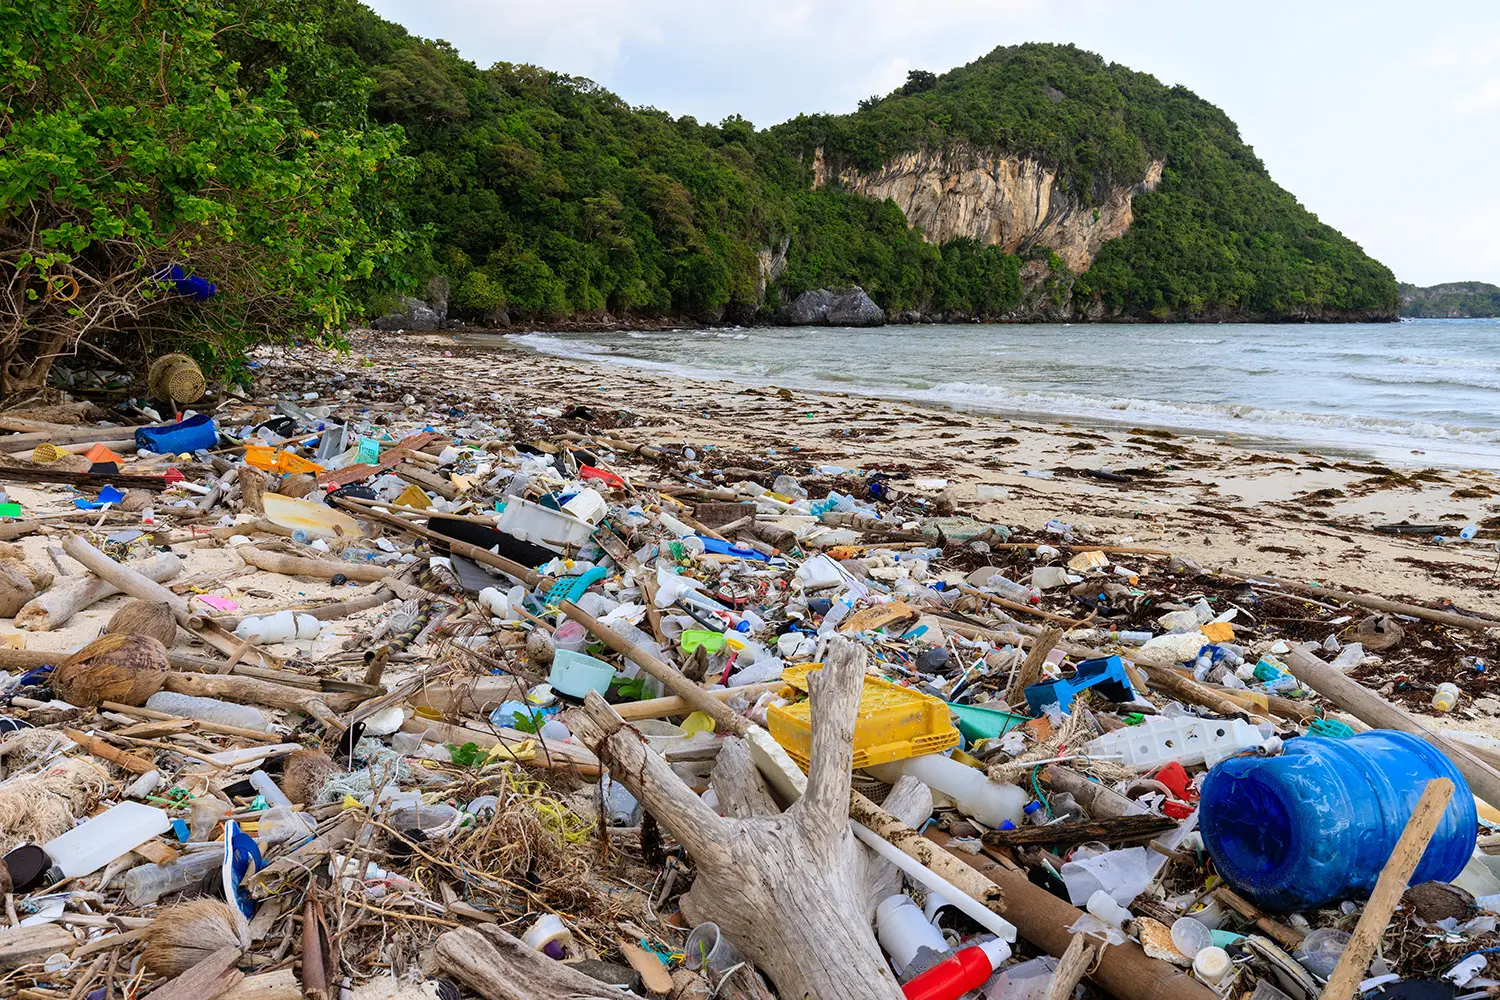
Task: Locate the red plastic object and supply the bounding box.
[163,467,185,484]
[901,941,1007,1000]
[579,464,624,489]
[1153,761,1193,801]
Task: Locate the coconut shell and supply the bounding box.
[0,561,51,618]
[143,900,250,977]
[104,599,178,647]
[1355,613,1404,652]
[52,633,169,707]
[282,748,341,805]
[117,489,156,513]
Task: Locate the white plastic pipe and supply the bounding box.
[852,821,1017,945]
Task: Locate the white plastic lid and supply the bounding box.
[1193,946,1232,983]
[977,937,1012,971]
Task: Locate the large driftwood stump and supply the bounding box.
[571,639,905,1000]
[435,924,636,1000]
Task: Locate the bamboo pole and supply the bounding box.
[1232,572,1500,632]
[236,545,393,583]
[1321,779,1454,1000]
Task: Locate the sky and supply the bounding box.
[363,0,1500,286]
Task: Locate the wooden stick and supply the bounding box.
[1232,572,1500,632]
[332,498,544,586]
[1321,778,1454,1000]
[1213,887,1305,951]
[0,467,169,491]
[560,599,745,734]
[160,673,358,733]
[1045,935,1094,1000]
[236,545,393,583]
[61,727,155,774]
[611,682,786,721]
[1006,626,1063,706]
[960,585,1085,626]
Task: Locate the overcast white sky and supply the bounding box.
[364,0,1500,286]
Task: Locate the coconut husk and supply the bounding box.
[117,489,156,513]
[143,900,251,977]
[0,560,52,617]
[104,599,178,647]
[278,473,317,499]
[52,633,169,707]
[282,748,341,805]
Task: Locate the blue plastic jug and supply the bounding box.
[1200,730,1476,911]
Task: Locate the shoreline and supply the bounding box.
[327,330,1500,616]
[470,326,1500,473]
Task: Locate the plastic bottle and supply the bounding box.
[42,802,172,883]
[1023,801,1048,826]
[983,576,1040,605]
[233,610,320,643]
[1112,630,1153,645]
[819,592,858,635]
[146,692,271,732]
[1086,889,1132,928]
[875,895,951,974]
[1433,682,1460,712]
[867,754,1028,829]
[1460,523,1480,541]
[901,939,1010,1000]
[1200,730,1477,911]
[123,849,223,905]
[140,507,155,527]
[250,770,293,810]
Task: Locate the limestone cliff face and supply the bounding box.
[812,145,1163,272]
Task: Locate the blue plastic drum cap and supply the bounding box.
[1199,730,1477,912]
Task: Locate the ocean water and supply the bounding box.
[490,318,1500,470]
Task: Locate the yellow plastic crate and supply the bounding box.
[768,664,959,770]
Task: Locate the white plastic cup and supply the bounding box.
[1171,916,1213,959]
[1193,946,1232,984]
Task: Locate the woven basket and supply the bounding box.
[146,353,206,404]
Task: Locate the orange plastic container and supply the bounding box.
[768,664,958,769]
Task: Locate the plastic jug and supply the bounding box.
[867,754,1027,829]
[1200,730,1477,911]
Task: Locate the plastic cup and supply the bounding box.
[1171,917,1213,959]
[684,921,745,974]
[552,620,588,652]
[1297,927,1351,979]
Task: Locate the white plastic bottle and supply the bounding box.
[867,754,1028,829]
[146,691,271,732]
[875,894,951,973]
[43,802,172,883]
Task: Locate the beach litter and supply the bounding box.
[0,341,1497,1000]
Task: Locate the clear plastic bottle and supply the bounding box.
[145,691,270,732]
[123,849,222,905]
[1433,682,1460,712]
[984,576,1040,605]
[1460,523,1480,541]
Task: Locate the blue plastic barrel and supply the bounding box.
[1200,730,1476,911]
[135,413,218,454]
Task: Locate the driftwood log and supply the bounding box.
[61,536,281,669]
[236,546,393,584]
[15,552,182,631]
[435,924,635,1000]
[160,673,359,732]
[570,640,906,1000]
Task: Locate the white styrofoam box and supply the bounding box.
[1085,717,1264,771]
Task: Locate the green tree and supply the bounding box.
[0,0,415,394]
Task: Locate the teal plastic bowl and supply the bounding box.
[548,649,617,699]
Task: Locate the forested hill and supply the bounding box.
[2,3,1399,393]
[1399,282,1500,318]
[330,7,1395,324]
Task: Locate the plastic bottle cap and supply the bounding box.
[2,844,55,893]
[1193,946,1232,982]
[1023,801,1042,815]
[976,937,1011,971]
